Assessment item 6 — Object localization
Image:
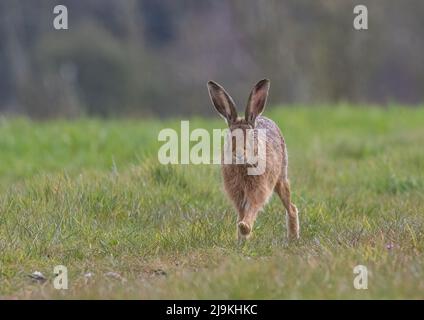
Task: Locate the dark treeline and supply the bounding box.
[0,0,423,118]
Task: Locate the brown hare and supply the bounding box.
[207,79,299,241]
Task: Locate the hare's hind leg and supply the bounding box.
[275,179,299,240]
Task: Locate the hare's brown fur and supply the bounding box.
[208,79,299,241]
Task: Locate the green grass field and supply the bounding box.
[0,106,423,299]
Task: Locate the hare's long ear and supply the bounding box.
[245,79,270,125]
[207,81,237,124]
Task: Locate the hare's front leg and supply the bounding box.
[236,191,269,241]
[236,199,251,242]
[236,200,258,242]
[275,179,299,240]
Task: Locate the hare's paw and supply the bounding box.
[238,221,251,237]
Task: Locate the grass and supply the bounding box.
[0,105,423,299]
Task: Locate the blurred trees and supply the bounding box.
[0,0,423,118]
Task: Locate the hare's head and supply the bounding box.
[207,79,270,163]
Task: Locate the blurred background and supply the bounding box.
[0,0,423,118]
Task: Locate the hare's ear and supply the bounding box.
[245,79,270,125]
[207,81,237,124]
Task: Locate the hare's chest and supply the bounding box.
[222,165,266,190]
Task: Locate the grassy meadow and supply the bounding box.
[0,106,423,299]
